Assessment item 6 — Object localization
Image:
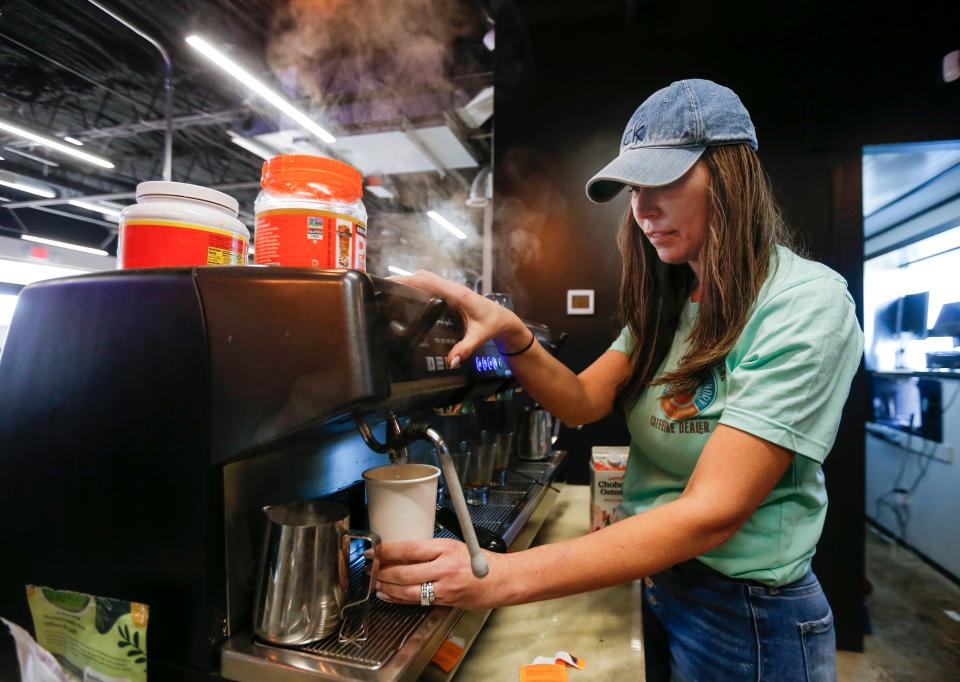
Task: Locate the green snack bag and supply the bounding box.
[26,585,149,681]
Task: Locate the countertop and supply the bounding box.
[454,484,645,680]
[871,368,960,380]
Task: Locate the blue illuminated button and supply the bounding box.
[475,357,483,371]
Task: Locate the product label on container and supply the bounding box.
[120,220,246,268]
[26,585,149,682]
[255,209,366,271]
[590,446,629,532]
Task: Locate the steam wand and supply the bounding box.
[355,414,490,579]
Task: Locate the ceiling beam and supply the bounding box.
[3,107,251,146]
[2,181,260,209]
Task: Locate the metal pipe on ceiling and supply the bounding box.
[13,205,118,230]
[70,107,249,141]
[2,182,261,210]
[84,0,173,182]
[0,31,149,113]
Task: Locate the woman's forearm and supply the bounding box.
[503,343,604,425]
[498,496,736,605]
[492,316,614,425]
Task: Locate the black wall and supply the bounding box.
[492,3,960,652]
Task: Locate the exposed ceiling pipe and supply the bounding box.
[466,166,492,208]
[84,0,174,181]
[70,107,249,142]
[2,182,261,210]
[17,205,117,230]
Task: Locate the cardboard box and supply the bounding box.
[590,446,628,531]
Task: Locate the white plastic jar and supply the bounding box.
[118,181,249,269]
[254,155,367,270]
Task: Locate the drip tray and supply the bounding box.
[298,600,428,669]
[222,456,563,681]
[273,481,535,670]
[288,557,431,670]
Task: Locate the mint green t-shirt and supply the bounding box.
[610,246,864,586]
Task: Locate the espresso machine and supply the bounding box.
[0,267,564,681]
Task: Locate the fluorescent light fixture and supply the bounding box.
[0,118,114,169]
[63,136,84,146]
[0,293,18,327]
[0,197,9,202]
[68,199,124,219]
[2,146,60,167]
[186,35,336,145]
[387,265,413,277]
[0,258,92,285]
[21,235,109,256]
[226,131,275,161]
[0,176,56,198]
[367,185,395,199]
[426,210,467,240]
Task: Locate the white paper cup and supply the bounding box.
[363,463,440,543]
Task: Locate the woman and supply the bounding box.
[378,79,863,681]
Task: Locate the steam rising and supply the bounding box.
[268,0,476,115]
[492,147,571,312]
[265,0,486,285]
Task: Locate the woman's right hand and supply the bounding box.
[394,270,530,367]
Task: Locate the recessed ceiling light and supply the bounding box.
[427,211,467,240]
[0,174,56,198]
[367,185,395,199]
[186,35,336,145]
[21,234,109,256]
[0,118,114,169]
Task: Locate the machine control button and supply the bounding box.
[644,577,654,588]
[426,356,436,371]
[435,356,445,370]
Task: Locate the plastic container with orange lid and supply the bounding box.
[254,155,368,271]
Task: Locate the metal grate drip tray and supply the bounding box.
[273,557,430,670]
[272,482,536,670]
[295,601,430,669]
[223,461,562,680]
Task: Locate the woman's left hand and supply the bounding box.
[372,538,514,611]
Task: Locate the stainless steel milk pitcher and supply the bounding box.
[517,407,553,460]
[253,499,381,646]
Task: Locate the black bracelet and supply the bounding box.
[499,331,536,357]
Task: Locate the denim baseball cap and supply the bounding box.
[586,79,758,203]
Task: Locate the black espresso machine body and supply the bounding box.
[0,267,518,678]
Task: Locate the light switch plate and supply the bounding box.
[567,289,595,315]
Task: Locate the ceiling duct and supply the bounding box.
[466,166,491,208]
[458,86,493,129]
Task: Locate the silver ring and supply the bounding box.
[420,581,435,607]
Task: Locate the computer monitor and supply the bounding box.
[930,301,960,339]
[872,292,928,339]
[899,291,929,338]
[874,299,900,339]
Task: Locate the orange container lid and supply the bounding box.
[260,154,363,202]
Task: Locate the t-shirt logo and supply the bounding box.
[660,366,719,420]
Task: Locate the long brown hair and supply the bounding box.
[615,144,798,408]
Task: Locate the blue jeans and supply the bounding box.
[642,560,836,682]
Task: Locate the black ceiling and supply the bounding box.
[0,0,496,254]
